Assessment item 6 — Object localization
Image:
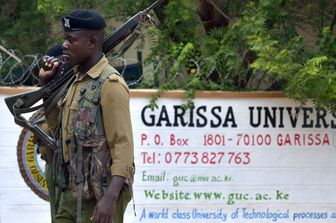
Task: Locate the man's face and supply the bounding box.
[62,30,91,66]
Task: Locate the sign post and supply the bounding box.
[15,90,336,222]
[130,91,336,223]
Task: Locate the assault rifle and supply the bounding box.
[4,0,162,150]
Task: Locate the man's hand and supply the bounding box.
[91,176,125,223]
[91,194,117,223]
[39,56,61,85]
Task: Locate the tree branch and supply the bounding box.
[0,45,22,63]
[206,0,231,22]
[330,11,336,31]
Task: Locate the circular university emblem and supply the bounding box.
[17,110,49,201]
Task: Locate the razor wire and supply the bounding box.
[0,47,218,88]
[0,48,146,87]
[0,47,42,86]
[110,56,145,88]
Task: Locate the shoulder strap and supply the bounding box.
[101,64,120,78]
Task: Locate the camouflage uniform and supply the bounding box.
[48,56,134,223]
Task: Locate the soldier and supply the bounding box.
[40,9,134,223]
[36,44,63,223]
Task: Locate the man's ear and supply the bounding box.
[88,36,98,49]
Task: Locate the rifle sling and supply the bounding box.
[13,99,46,115]
[44,75,74,116]
[12,75,74,117]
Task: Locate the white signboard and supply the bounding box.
[128,92,336,223]
[1,89,336,223]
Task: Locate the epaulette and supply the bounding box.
[108,73,121,82]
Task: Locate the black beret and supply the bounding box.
[61,9,106,31]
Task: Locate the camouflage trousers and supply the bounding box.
[54,186,132,223]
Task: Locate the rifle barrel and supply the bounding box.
[144,0,162,13]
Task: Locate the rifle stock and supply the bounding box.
[5,89,47,115]
[4,0,162,148]
[5,68,75,115]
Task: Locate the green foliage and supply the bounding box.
[1,0,335,111]
[37,0,96,16]
[0,0,50,54]
[243,1,336,111]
